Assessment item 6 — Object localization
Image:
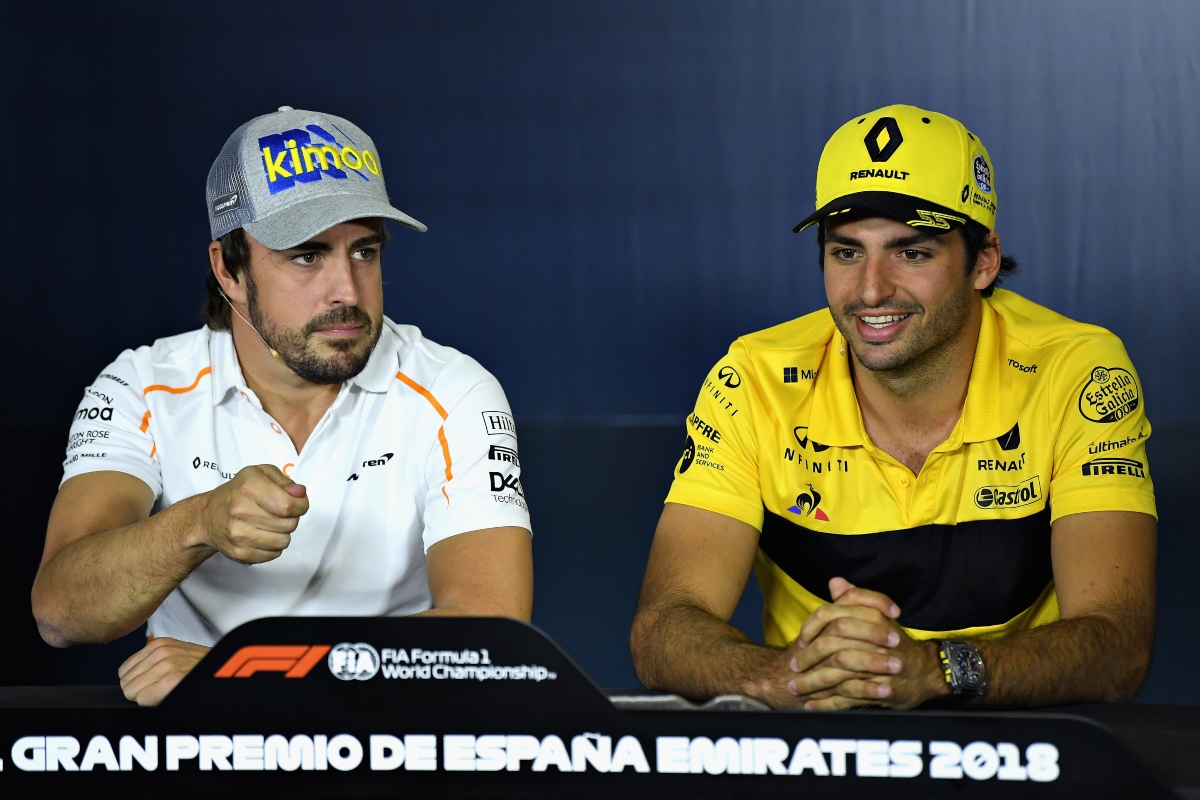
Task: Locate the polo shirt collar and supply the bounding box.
[349,322,399,393]
[207,319,399,405]
[806,298,1013,449]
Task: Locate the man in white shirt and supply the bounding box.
[32,107,533,705]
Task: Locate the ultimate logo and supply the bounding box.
[259,124,380,195]
[1078,366,1139,423]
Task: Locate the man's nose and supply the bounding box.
[325,252,360,307]
[856,252,895,308]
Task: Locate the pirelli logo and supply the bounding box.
[1082,458,1145,478]
[214,645,332,678]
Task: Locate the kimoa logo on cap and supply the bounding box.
[259,124,380,195]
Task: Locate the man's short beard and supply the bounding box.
[834,272,976,386]
[245,272,380,385]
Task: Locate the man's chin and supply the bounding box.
[848,338,918,373]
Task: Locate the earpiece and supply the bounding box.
[218,286,281,359]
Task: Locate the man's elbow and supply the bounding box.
[1105,640,1154,703]
[34,615,75,649]
[31,581,73,648]
[629,604,665,688]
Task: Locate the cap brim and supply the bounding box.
[793,191,968,234]
[243,193,427,250]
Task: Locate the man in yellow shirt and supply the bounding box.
[630,105,1156,709]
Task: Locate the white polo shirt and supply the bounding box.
[61,318,531,645]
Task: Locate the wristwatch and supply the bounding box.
[934,640,988,697]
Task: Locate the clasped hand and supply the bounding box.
[778,577,943,711]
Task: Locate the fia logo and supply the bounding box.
[328,643,380,681]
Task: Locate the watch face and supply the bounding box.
[953,648,985,686]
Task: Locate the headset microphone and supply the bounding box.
[218,287,281,359]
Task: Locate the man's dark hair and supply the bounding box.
[203,228,251,331]
[816,217,1019,298]
[202,223,391,330]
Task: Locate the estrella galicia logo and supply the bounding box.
[793,426,830,453]
[864,117,903,162]
[258,124,380,195]
[679,435,696,474]
[996,422,1021,451]
[788,483,829,521]
[1078,366,1139,423]
[328,642,380,681]
[717,366,742,389]
[1082,458,1145,478]
[974,476,1041,509]
[973,155,992,193]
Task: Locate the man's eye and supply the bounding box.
[902,249,926,261]
[353,248,377,261]
[833,248,857,260]
[296,253,317,265]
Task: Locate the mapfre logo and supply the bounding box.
[214,645,331,678]
[328,642,381,681]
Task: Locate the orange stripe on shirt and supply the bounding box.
[139,411,152,432]
[144,366,212,396]
[436,426,453,481]
[396,371,454,503]
[395,371,449,419]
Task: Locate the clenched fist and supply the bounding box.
[201,465,309,564]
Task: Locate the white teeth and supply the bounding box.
[860,314,909,328]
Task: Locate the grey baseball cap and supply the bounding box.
[206,106,426,249]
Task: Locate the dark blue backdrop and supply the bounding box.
[1,0,1197,699]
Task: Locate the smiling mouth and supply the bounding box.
[859,313,911,329]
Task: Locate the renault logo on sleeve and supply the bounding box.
[864,117,903,162]
[328,642,380,681]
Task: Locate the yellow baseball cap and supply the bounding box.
[793,104,997,233]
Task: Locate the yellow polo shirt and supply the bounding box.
[666,289,1156,645]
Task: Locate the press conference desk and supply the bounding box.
[0,617,1196,799]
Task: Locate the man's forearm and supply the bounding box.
[32,494,214,646]
[966,612,1154,707]
[631,600,785,703]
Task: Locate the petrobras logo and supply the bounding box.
[258,123,381,195]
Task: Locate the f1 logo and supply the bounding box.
[214,645,332,678]
[864,117,903,162]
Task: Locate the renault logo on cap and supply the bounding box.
[864,117,903,162]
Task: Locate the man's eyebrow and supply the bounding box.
[279,240,332,253]
[884,231,941,249]
[825,233,864,248]
[350,234,385,249]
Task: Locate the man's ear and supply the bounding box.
[209,240,248,305]
[972,230,1002,291]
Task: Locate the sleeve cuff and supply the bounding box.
[665,484,764,531]
[1050,488,1158,523]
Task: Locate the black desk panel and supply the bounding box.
[0,617,1194,798]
